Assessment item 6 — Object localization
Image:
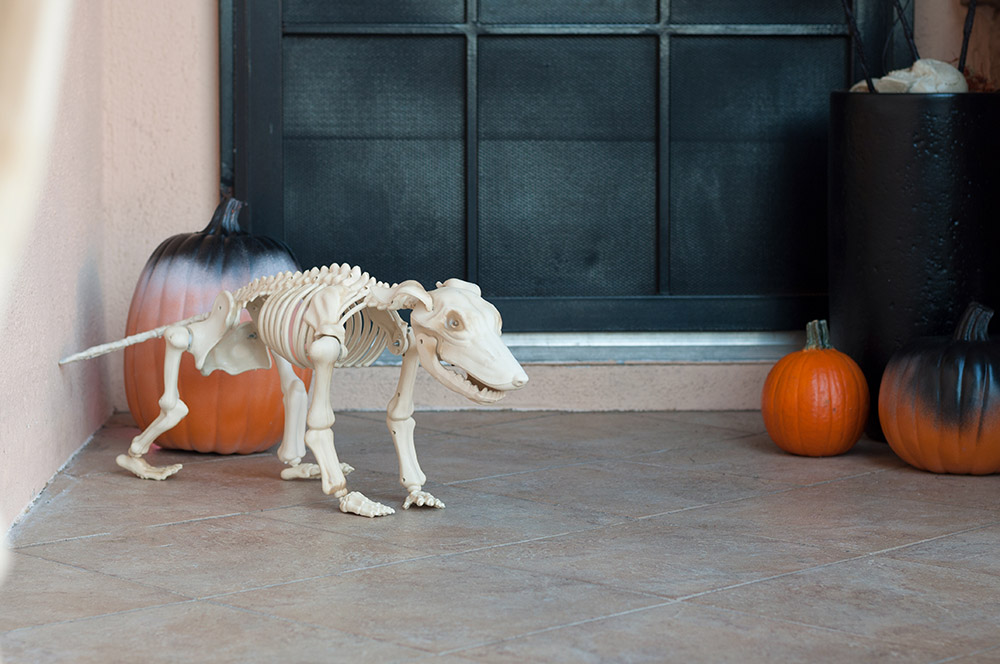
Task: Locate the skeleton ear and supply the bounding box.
[435,278,481,297]
[370,280,434,312]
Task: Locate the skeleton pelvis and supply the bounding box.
[200,322,272,376]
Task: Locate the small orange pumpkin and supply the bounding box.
[761,319,869,456]
[879,302,1000,474]
[124,198,309,454]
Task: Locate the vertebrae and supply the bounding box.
[233,263,381,308]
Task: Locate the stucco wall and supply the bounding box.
[1,1,217,530]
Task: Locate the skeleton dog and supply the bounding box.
[61,264,528,517]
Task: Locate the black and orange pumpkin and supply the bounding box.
[879,302,1000,474]
[123,197,309,454]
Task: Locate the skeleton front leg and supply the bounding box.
[387,338,444,510]
[274,355,354,481]
[306,335,392,517]
[116,326,189,480]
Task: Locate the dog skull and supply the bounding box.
[409,279,528,404]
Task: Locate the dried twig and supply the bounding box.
[840,0,877,92]
[959,0,977,74]
[891,0,920,62]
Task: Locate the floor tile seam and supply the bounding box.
[247,505,459,542]
[255,505,634,559]
[631,484,806,521]
[440,457,618,486]
[436,598,682,658]
[10,530,113,550]
[428,410,572,435]
[436,484,630,522]
[437,446,817,487]
[135,499,356,529]
[630,466,979,523]
[643,412,767,437]
[682,602,935,652]
[8,547,199,601]
[614,460,807,491]
[0,598,199,637]
[930,643,1000,664]
[196,550,449,601]
[145,510,256,529]
[65,453,255,478]
[201,598,432,655]
[675,521,1000,606]
[428,521,637,560]
[13,500,346,548]
[618,460,891,491]
[439,548,689,604]
[616,436,770,462]
[871,520,1000,572]
[838,488,1000,515]
[198,526,648,604]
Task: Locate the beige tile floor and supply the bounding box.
[3,410,1000,663]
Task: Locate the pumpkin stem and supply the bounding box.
[202,197,246,235]
[954,302,993,342]
[804,319,832,350]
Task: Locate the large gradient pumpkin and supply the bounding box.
[761,319,869,456]
[124,198,308,454]
[879,302,1000,474]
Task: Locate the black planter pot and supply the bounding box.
[828,91,1000,439]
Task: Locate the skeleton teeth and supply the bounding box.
[437,362,503,400]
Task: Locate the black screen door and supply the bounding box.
[227,0,899,332]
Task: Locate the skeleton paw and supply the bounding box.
[339,491,395,518]
[116,454,182,481]
[280,462,353,481]
[280,463,320,480]
[403,490,445,510]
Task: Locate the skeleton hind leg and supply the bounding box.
[116,326,190,480]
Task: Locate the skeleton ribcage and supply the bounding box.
[252,282,401,370]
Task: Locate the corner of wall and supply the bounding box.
[2,0,221,531]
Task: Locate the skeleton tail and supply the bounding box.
[58,312,211,365]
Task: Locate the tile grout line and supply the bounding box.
[435,599,682,658]
[11,531,113,550]
[199,598,433,657]
[679,602,937,654]
[10,547,200,603]
[0,598,201,637]
[673,520,1000,606]
[929,643,1000,664]
[198,520,648,604]
[437,520,1000,659]
[630,467,896,522]
[13,501,346,549]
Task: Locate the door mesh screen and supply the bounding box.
[668,36,848,296]
[478,36,657,297]
[670,1,844,24]
[283,36,466,287]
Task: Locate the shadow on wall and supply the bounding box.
[0,1,74,659]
